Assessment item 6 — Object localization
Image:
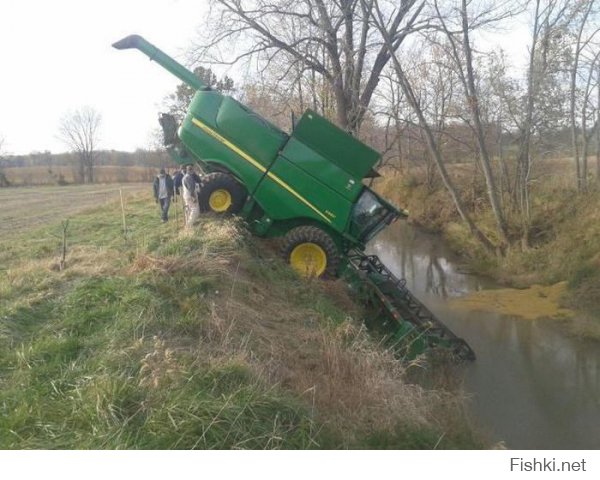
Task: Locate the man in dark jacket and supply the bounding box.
[153,168,174,222]
[173,165,185,198]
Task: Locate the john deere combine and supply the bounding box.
[113,35,474,361]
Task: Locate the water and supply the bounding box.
[369,222,600,449]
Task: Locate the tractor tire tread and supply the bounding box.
[198,172,247,214]
[280,226,340,278]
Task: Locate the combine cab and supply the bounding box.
[113,35,475,361]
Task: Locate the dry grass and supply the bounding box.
[0,183,483,449]
[3,165,159,185]
[276,325,429,432]
[130,251,232,277]
[0,184,147,238]
[116,219,472,447]
[169,280,469,446]
[6,245,120,284]
[195,291,477,447]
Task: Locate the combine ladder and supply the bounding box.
[347,252,475,361]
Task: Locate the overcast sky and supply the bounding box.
[0,0,531,156]
[0,0,210,155]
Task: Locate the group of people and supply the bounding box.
[152,165,201,226]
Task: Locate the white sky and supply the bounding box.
[0,0,531,156]
[0,0,209,155]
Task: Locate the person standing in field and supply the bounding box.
[182,165,200,227]
[153,168,174,222]
[173,165,185,199]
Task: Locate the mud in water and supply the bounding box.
[448,282,574,320]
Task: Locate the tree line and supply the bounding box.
[189,0,599,255]
[2,149,167,170]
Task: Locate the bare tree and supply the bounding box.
[370,0,497,254]
[496,0,572,246]
[517,0,549,223]
[58,107,102,184]
[385,73,411,172]
[193,0,428,134]
[0,135,9,187]
[578,48,600,186]
[429,0,525,247]
[480,51,517,203]
[597,63,600,177]
[373,41,461,186]
[568,0,599,191]
[373,70,414,174]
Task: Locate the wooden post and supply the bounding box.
[119,188,127,236]
[174,195,179,231]
[182,197,187,227]
[59,220,69,271]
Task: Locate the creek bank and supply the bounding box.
[373,177,600,337]
[371,219,600,449]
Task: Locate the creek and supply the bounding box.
[369,222,600,449]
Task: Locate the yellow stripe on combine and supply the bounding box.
[192,118,267,174]
[265,172,331,223]
[191,117,332,224]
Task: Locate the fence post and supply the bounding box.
[119,188,127,236]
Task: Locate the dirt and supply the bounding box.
[0,184,147,238]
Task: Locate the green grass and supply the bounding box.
[0,188,483,449]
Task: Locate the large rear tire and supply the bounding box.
[198,172,247,214]
[281,226,340,278]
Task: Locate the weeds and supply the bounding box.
[0,186,482,449]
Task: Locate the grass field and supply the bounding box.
[0,185,482,449]
[0,184,148,239]
[3,165,159,186]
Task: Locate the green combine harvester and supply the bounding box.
[113,35,475,361]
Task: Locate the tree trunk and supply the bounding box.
[460,0,509,246]
[87,162,94,184]
[387,50,497,253]
[597,66,600,178]
[78,158,85,184]
[515,0,540,245]
[395,118,403,173]
[569,0,594,192]
[571,62,582,191]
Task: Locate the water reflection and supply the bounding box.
[369,222,600,449]
[370,225,494,299]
